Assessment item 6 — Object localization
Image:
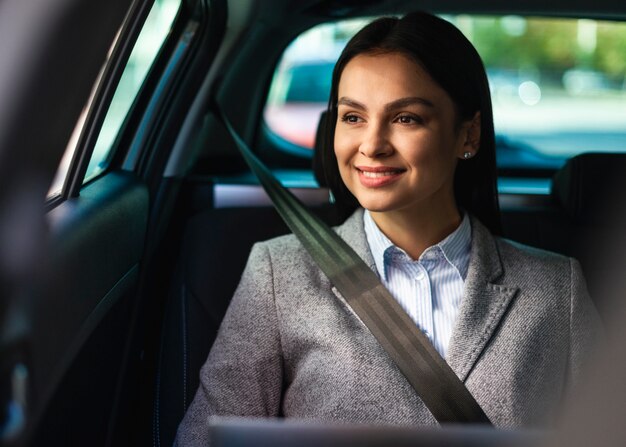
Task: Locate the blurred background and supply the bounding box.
[265,15,626,172]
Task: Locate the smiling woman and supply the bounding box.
[175,11,601,446]
[334,52,480,258]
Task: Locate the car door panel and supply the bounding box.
[30,172,148,445]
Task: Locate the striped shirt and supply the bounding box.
[363,210,472,358]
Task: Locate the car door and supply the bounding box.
[0,0,223,445]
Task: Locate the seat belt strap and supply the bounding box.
[212,105,492,425]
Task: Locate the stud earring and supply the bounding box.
[463,152,473,159]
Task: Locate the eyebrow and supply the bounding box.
[337,96,435,111]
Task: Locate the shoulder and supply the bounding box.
[246,227,331,287]
[249,232,314,274]
[469,215,578,287]
[251,208,367,268]
[493,236,581,291]
[496,236,571,267]
[244,226,341,300]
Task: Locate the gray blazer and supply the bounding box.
[175,209,600,446]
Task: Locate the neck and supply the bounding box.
[369,203,461,260]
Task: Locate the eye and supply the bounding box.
[395,114,423,125]
[340,113,363,124]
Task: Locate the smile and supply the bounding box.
[356,166,406,187]
[361,170,400,178]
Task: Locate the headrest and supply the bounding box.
[312,111,329,187]
[552,153,626,225]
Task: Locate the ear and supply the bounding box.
[457,111,481,160]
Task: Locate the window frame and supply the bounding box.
[45,0,191,210]
[123,13,202,175]
[258,14,626,183]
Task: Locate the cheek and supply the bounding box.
[397,134,438,164]
[333,129,352,165]
[416,130,456,159]
[332,130,352,184]
[400,133,458,176]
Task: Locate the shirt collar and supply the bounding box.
[436,212,472,280]
[363,210,472,281]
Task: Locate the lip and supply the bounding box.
[356,165,406,188]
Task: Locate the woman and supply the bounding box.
[176,11,600,445]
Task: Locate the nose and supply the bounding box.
[359,121,393,158]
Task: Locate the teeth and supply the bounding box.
[361,171,398,178]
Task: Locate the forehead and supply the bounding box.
[337,52,449,105]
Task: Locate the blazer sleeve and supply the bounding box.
[174,242,283,447]
[569,258,603,384]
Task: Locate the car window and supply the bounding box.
[264,15,626,172]
[47,0,181,198]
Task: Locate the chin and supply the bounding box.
[350,188,404,211]
[356,198,399,213]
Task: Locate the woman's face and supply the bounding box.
[334,52,478,216]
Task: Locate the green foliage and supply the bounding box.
[595,23,626,77]
[465,16,626,80]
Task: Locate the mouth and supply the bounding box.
[355,166,406,187]
[359,170,402,178]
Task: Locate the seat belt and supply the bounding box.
[212,104,492,425]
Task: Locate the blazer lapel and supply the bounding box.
[334,208,376,270]
[330,209,519,384]
[329,208,376,322]
[446,216,519,382]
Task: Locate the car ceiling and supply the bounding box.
[252,0,626,22]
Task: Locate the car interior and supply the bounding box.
[1,0,626,446]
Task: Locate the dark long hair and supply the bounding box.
[321,12,502,235]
